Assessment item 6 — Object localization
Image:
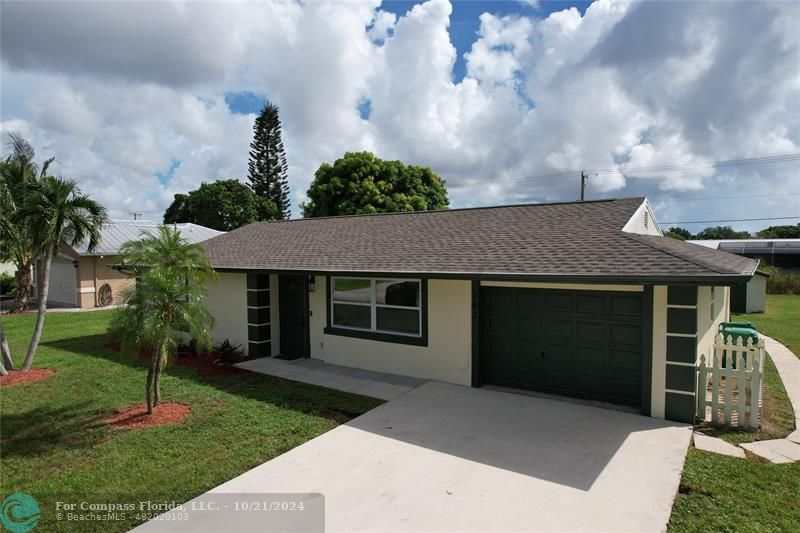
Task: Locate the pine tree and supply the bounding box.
[247,103,290,219]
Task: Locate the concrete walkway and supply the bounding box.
[737,335,800,462]
[137,382,692,532]
[237,357,426,401]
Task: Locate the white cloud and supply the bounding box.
[1,0,798,232]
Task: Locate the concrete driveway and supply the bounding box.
[140,382,691,532]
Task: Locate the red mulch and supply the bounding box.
[106,402,191,430]
[0,368,55,388]
[173,353,250,376]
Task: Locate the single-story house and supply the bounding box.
[49,221,223,309]
[201,197,757,423]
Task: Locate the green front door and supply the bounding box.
[481,287,644,406]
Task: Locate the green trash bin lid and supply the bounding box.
[720,326,759,343]
[720,321,756,330]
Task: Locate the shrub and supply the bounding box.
[0,272,16,298]
[212,339,246,366]
[759,265,800,295]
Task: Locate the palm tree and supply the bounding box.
[19,176,108,370]
[109,226,215,413]
[0,134,53,313]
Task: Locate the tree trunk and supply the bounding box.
[22,244,53,371]
[146,350,158,414]
[12,261,33,313]
[0,319,13,371]
[0,359,7,376]
[154,344,167,407]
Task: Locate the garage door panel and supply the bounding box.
[610,349,641,371]
[610,295,642,318]
[575,321,606,344]
[575,293,607,315]
[545,292,573,313]
[610,324,641,346]
[574,346,608,368]
[545,319,572,341]
[482,286,643,406]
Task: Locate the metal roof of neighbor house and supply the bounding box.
[71,221,225,256]
[202,197,758,283]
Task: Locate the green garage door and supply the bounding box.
[481,287,644,406]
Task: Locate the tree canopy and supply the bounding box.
[302,151,449,218]
[248,103,290,219]
[756,223,800,239]
[664,226,692,240]
[163,179,277,231]
[693,226,752,240]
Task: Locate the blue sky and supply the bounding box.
[1,0,798,229]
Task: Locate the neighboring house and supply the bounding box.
[687,238,800,313]
[49,221,224,309]
[201,198,757,424]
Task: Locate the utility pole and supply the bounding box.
[580,171,589,201]
[129,212,143,221]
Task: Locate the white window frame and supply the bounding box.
[330,277,422,338]
[709,288,716,325]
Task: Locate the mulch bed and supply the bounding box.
[0,368,55,388]
[103,341,248,376]
[173,353,250,377]
[106,402,191,430]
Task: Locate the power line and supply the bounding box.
[649,192,800,202]
[660,216,800,225]
[452,152,800,188]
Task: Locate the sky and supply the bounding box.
[1,0,798,232]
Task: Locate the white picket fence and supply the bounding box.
[696,334,765,429]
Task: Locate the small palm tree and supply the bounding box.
[0,133,53,314]
[110,226,216,413]
[19,176,108,370]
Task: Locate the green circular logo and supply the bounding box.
[1,493,40,533]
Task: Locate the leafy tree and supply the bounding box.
[302,151,449,217]
[163,179,277,231]
[693,225,751,240]
[756,224,800,239]
[109,226,215,413]
[0,134,52,313]
[248,103,290,219]
[19,176,108,370]
[665,226,692,240]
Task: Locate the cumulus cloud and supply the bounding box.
[1,0,798,231]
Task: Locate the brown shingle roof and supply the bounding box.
[202,197,757,282]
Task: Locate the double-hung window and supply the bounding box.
[329,277,424,342]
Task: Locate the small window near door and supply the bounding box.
[327,277,426,345]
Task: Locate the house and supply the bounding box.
[201,198,757,423]
[49,221,224,309]
[686,238,800,313]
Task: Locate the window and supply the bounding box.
[329,277,424,341]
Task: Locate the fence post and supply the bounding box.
[737,349,747,428]
[712,342,721,424]
[750,341,763,429]
[697,354,707,420]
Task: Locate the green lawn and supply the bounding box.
[669,294,800,532]
[733,294,800,355]
[0,310,382,532]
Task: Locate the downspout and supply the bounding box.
[94,256,99,307]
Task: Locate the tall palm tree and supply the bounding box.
[109,226,215,413]
[19,176,108,370]
[0,133,53,313]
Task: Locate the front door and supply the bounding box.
[279,275,309,357]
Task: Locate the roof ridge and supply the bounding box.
[251,197,644,225]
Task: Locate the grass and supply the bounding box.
[668,294,799,532]
[0,310,382,532]
[733,294,800,355]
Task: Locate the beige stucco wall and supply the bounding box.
[309,277,473,385]
[205,272,249,351]
[76,255,134,309]
[650,285,668,418]
[697,286,729,361]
